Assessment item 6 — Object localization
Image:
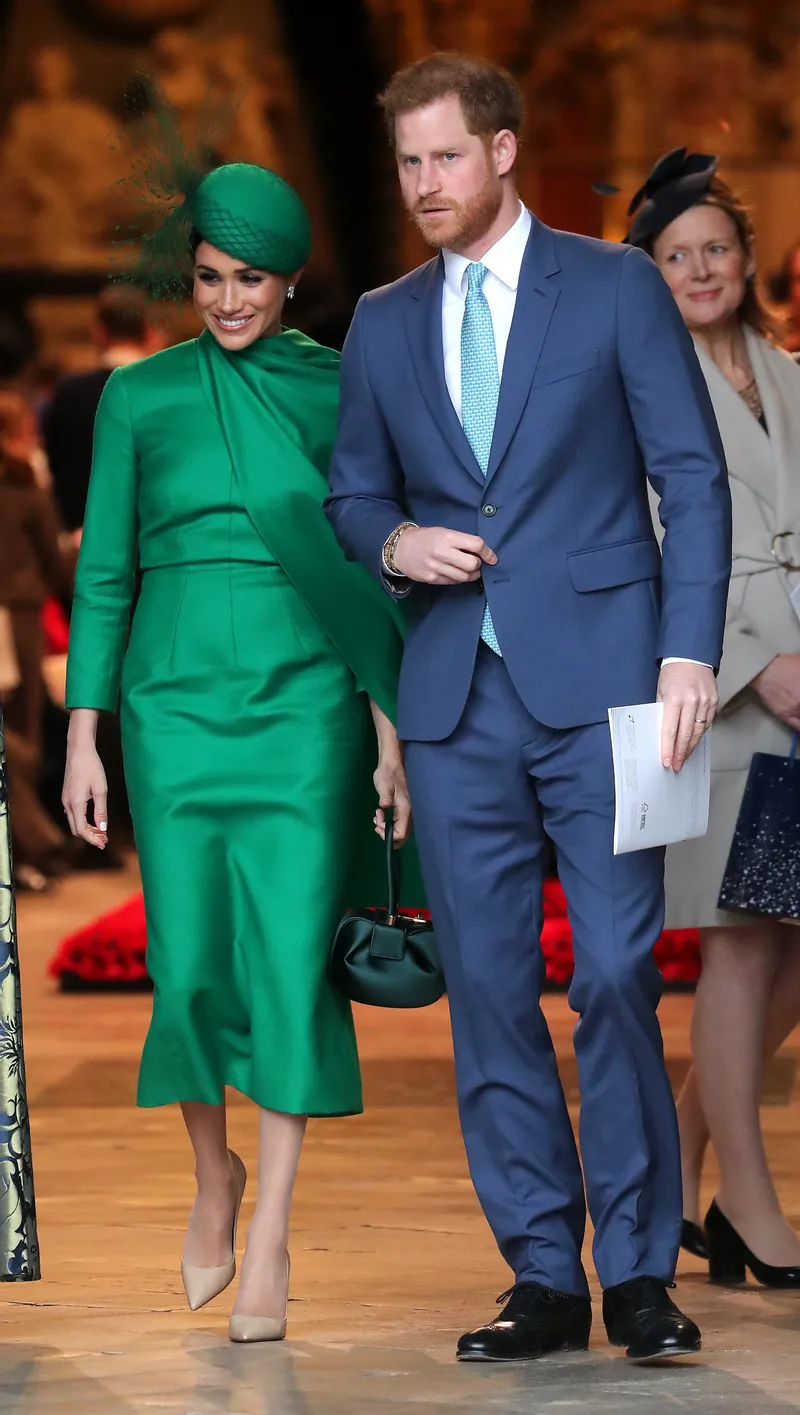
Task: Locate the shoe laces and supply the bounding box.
[615,1276,677,1308]
[496,1281,570,1309]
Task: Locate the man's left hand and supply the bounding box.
[657,661,718,771]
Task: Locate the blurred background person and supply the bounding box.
[0,373,50,486]
[43,285,158,537]
[0,387,73,889]
[767,237,800,355]
[27,356,64,436]
[40,285,153,856]
[631,149,800,1288]
[0,309,38,385]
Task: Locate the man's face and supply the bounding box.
[395,94,515,252]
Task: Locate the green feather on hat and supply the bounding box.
[111,78,310,300]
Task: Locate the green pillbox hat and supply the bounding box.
[190,163,311,273]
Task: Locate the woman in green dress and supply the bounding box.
[62,164,413,1343]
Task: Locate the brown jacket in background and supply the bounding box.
[0,471,69,609]
[0,461,71,750]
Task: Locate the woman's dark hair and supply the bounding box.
[0,451,34,487]
[0,387,35,486]
[96,284,149,344]
[643,176,778,341]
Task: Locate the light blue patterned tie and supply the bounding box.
[461,262,502,655]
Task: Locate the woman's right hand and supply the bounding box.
[752,654,800,731]
[62,708,108,849]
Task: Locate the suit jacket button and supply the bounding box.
[482,503,497,517]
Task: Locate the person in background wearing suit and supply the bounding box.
[326,54,732,1364]
[43,285,158,536]
[634,150,800,1290]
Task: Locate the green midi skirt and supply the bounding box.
[121,562,365,1115]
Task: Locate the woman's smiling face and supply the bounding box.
[192,241,300,348]
[651,204,752,334]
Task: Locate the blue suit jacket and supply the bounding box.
[325,217,732,742]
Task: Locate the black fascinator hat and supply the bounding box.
[625,147,719,247]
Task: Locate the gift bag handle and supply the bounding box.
[383,805,403,923]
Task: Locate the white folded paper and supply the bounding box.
[608,702,710,855]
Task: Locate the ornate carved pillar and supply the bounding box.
[0,709,40,1283]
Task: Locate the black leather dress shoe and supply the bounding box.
[603,1277,701,1361]
[457,1282,592,1362]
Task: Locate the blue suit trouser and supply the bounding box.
[404,645,682,1296]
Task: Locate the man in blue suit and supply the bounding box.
[326,53,731,1364]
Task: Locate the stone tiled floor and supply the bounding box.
[3,865,799,1414]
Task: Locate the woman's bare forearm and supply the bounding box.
[67,707,100,745]
[369,698,402,762]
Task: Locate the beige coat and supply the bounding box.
[654,329,800,928]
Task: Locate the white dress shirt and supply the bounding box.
[442,202,531,422]
[439,206,707,672]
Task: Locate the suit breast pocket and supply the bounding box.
[531,349,599,391]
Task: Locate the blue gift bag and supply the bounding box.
[718,734,800,920]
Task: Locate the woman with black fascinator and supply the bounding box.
[628,148,800,1289]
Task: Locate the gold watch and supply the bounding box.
[383,521,417,575]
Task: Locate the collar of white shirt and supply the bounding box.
[442,203,532,299]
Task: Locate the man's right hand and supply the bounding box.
[752,654,800,731]
[392,526,497,585]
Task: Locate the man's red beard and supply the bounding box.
[411,173,504,251]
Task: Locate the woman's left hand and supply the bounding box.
[373,754,412,847]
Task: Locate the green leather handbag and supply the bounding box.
[329,809,445,1008]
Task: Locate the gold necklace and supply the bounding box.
[738,376,763,422]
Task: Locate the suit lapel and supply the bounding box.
[404,257,484,485]
[745,329,800,532]
[694,339,775,509]
[486,220,561,484]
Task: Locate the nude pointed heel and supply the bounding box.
[181,1150,247,1312]
[229,1251,290,1344]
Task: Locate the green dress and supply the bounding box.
[65,329,415,1117]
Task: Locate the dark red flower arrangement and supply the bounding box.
[42,596,70,654]
[49,881,700,992]
[540,879,700,987]
[49,894,151,991]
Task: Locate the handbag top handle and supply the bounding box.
[383,805,403,923]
